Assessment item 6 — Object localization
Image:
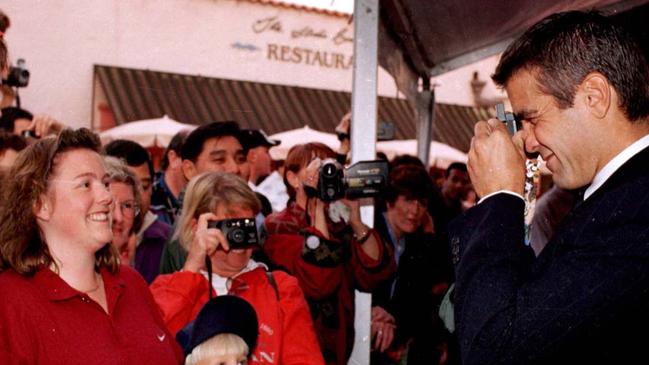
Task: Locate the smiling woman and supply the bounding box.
[0,128,183,364]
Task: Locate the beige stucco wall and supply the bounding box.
[1,0,503,129]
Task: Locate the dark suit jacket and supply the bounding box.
[450,145,649,365]
[373,213,453,340]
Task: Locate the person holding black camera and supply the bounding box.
[262,142,395,365]
[0,106,64,140]
[150,171,324,365]
[453,11,649,365]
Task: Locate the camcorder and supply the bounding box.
[306,159,389,202]
[207,218,258,249]
[2,58,30,88]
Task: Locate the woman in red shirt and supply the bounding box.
[0,128,182,364]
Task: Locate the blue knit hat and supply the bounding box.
[184,295,259,356]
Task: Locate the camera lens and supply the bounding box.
[322,163,337,177]
[229,228,246,244]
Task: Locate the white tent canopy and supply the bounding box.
[268,125,466,168]
[377,139,467,169]
[269,126,340,160]
[99,115,196,148]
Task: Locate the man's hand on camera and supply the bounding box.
[468,118,526,198]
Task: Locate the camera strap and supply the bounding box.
[205,255,213,300]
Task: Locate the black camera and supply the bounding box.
[207,218,258,249]
[2,59,30,88]
[310,159,389,202]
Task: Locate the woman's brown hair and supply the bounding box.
[0,128,120,275]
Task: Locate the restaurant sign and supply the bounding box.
[232,15,354,70]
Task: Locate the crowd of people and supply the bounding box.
[1,8,648,365]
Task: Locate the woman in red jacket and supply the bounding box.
[263,143,395,365]
[0,128,182,364]
[150,171,323,365]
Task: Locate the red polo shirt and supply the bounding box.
[0,265,182,364]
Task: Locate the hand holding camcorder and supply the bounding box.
[304,158,389,202]
[207,218,258,249]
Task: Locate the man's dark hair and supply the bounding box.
[446,162,467,178]
[0,131,26,154]
[0,107,33,133]
[161,129,189,171]
[181,121,241,163]
[385,164,433,205]
[104,139,154,179]
[493,10,649,121]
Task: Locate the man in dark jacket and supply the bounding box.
[452,11,649,365]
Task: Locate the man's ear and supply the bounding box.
[181,159,196,181]
[247,149,257,164]
[168,150,182,169]
[33,195,52,221]
[580,72,611,119]
[286,170,300,189]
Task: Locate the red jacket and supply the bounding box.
[0,266,183,365]
[150,264,324,365]
[263,202,395,365]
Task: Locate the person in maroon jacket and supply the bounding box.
[263,142,395,365]
[0,128,182,364]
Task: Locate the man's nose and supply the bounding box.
[522,124,540,154]
[224,158,240,175]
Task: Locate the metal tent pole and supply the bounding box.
[349,0,379,364]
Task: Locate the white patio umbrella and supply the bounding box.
[269,126,340,160]
[99,115,197,147]
[377,139,467,169]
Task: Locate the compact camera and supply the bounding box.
[495,103,519,136]
[308,159,389,202]
[207,218,258,249]
[2,59,30,88]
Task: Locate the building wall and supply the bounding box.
[1,0,503,129]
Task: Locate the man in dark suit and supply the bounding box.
[451,11,649,365]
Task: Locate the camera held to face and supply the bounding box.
[207,218,258,249]
[2,58,30,88]
[307,159,389,202]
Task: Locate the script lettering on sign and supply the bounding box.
[250,15,354,70]
[253,15,283,34]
